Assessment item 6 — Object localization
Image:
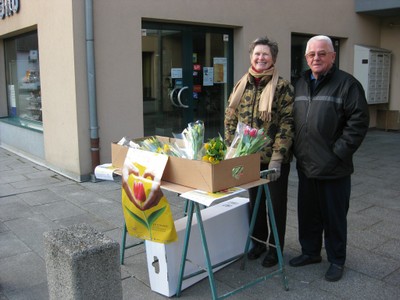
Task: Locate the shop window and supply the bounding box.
[4,31,42,129]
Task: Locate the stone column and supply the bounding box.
[44,224,122,300]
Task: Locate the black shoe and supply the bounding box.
[247,244,266,260]
[289,254,322,267]
[262,250,278,268]
[325,263,344,282]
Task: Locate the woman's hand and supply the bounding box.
[122,161,163,211]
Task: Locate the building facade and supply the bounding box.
[1,0,399,181]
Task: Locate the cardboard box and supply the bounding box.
[111,136,260,192]
[111,142,129,170]
[145,197,250,297]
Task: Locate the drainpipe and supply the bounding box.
[85,0,100,179]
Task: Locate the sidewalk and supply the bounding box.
[1,129,399,299]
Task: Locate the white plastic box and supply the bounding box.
[145,197,250,297]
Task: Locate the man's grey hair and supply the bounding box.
[305,35,334,54]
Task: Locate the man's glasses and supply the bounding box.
[305,51,332,59]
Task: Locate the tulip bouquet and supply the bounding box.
[181,120,205,160]
[225,122,271,178]
[202,134,227,164]
[226,122,271,159]
[140,136,183,157]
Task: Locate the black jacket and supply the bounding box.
[293,65,370,179]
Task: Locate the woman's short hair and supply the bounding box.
[249,36,279,63]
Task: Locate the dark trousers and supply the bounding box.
[248,163,290,254]
[297,169,351,265]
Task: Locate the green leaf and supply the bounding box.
[124,205,148,229]
[147,206,167,227]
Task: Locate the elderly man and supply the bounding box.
[290,35,369,282]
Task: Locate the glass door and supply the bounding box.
[142,22,233,139]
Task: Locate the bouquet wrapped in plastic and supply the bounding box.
[225,122,271,159]
[225,122,271,178]
[180,120,205,160]
[140,136,183,157]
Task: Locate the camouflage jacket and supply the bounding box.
[224,73,295,164]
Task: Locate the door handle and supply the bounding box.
[177,86,189,108]
[169,87,181,107]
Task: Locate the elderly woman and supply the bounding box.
[224,36,294,267]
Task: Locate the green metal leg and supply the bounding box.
[195,202,218,299]
[183,198,188,216]
[241,183,263,270]
[120,222,144,265]
[176,199,195,297]
[120,223,127,265]
[263,184,289,291]
[176,201,218,299]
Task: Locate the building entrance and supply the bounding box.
[142,22,233,139]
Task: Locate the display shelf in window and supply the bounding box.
[19,69,42,121]
[23,91,42,121]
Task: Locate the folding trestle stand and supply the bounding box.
[176,169,289,299]
[120,222,144,265]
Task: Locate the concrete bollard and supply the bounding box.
[44,224,122,300]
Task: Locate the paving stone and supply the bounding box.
[372,238,400,260]
[0,197,33,221]
[0,252,47,293]
[368,220,400,239]
[32,200,87,221]
[4,282,49,300]
[5,214,60,258]
[17,189,65,206]
[54,212,117,233]
[0,231,31,259]
[317,268,396,300]
[346,246,400,280]
[383,267,400,287]
[10,176,62,189]
[347,229,390,251]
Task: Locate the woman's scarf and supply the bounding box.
[227,66,278,122]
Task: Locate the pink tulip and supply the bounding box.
[133,181,146,202]
[249,128,258,137]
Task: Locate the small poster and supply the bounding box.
[193,84,202,93]
[193,64,201,71]
[121,148,177,244]
[213,57,227,83]
[203,67,214,86]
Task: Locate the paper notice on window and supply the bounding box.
[203,67,214,86]
[171,68,182,79]
[213,57,227,83]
